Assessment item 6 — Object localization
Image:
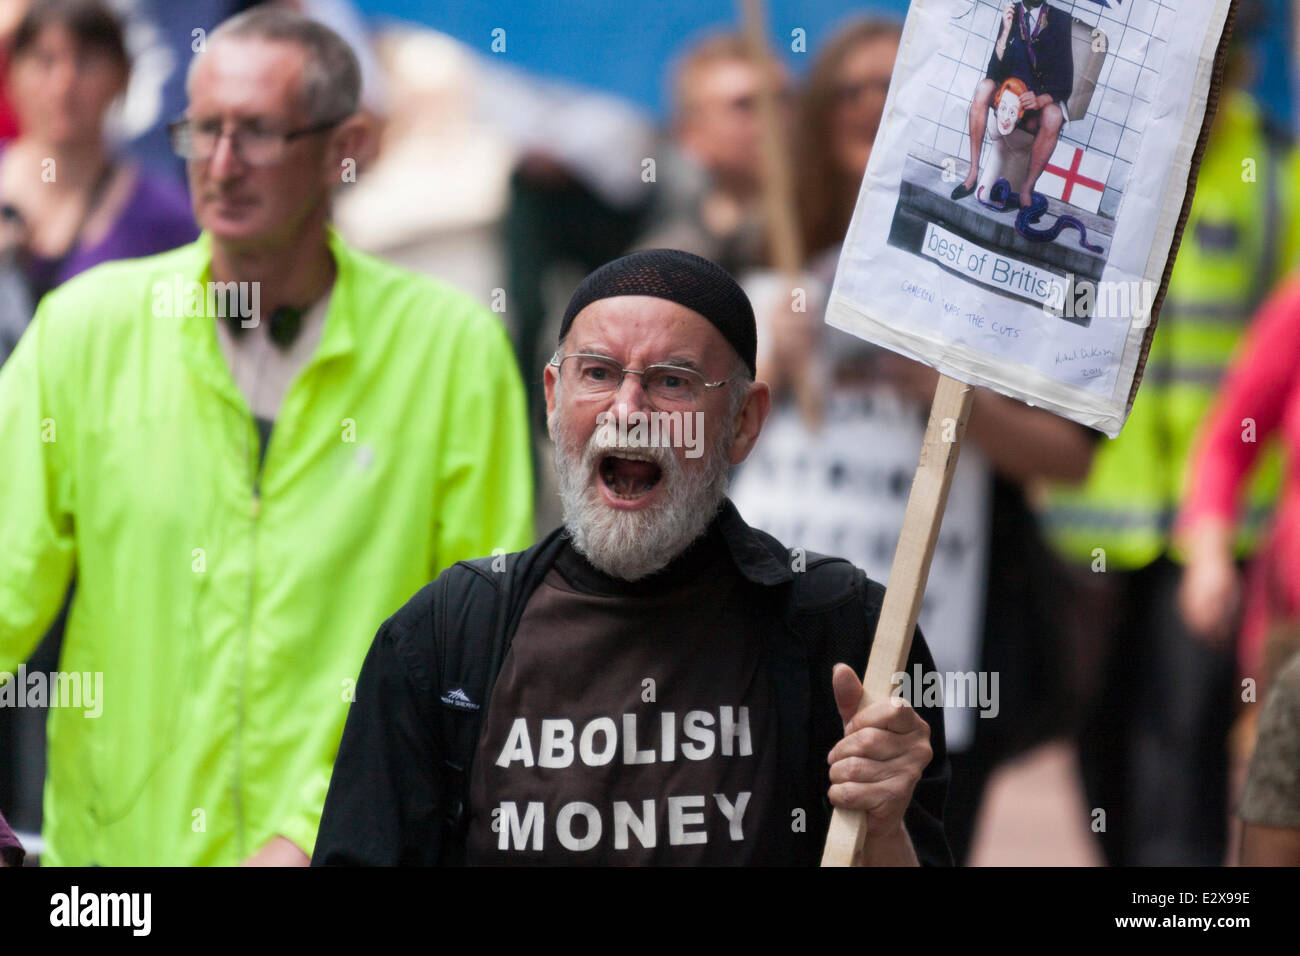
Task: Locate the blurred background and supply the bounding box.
[2,0,1299,866]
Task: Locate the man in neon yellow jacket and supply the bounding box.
[0,9,533,865]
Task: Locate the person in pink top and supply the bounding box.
[1178,274,1300,695]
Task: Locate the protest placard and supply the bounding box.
[819,0,1239,865]
[825,0,1237,436]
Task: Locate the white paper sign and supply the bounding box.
[825,0,1233,435]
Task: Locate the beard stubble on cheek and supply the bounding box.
[549,402,735,581]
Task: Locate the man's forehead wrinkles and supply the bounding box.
[587,309,693,333]
[189,109,279,125]
[577,322,698,354]
[567,297,734,372]
[585,307,705,342]
[570,342,707,369]
[192,42,304,112]
[569,343,615,360]
[192,79,291,113]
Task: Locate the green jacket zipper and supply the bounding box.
[234,413,265,861]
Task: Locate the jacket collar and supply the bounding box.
[714,497,797,587]
[176,226,357,404]
[313,226,357,362]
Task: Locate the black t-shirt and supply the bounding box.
[465,523,783,864]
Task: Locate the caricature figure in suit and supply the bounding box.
[951,0,1074,203]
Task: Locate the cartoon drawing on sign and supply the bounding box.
[993,78,1029,136]
[827,0,1228,435]
[951,1,1074,207]
[888,0,1147,322]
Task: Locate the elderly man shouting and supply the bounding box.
[314,249,950,866]
[0,8,532,866]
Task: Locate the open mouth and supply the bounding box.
[599,452,663,500]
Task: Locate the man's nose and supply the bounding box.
[612,371,653,413]
[206,129,244,181]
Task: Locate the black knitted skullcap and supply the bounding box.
[559,249,756,377]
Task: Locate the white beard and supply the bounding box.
[550,407,733,581]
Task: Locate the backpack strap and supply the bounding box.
[786,560,955,866]
[429,558,501,865]
[796,560,884,803]
[432,529,571,864]
[770,551,875,863]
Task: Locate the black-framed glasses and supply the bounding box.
[167,115,346,167]
[550,351,727,407]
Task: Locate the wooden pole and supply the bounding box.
[821,373,974,866]
[740,0,822,427]
[741,0,800,272]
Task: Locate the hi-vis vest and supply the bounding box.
[1043,91,1300,570]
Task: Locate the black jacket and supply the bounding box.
[313,499,953,866]
[987,1,1075,108]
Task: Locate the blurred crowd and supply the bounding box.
[0,0,1298,867]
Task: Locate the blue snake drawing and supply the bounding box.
[976,177,1104,254]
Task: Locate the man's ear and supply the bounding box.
[543,362,559,437]
[727,380,770,466]
[325,114,371,184]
